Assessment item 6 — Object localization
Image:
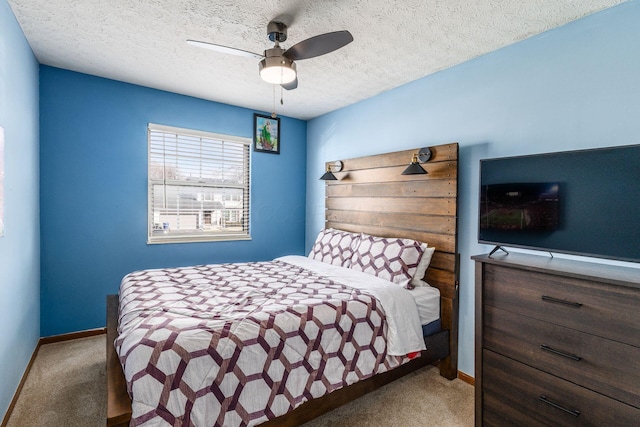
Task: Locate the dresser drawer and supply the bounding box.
[482,349,640,426]
[483,264,640,346]
[484,306,640,407]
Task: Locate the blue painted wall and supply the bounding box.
[39,67,307,337]
[306,0,640,377]
[0,0,40,418]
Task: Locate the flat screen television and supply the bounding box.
[478,144,640,263]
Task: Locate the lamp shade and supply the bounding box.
[401,153,427,175]
[401,162,427,175]
[320,170,338,180]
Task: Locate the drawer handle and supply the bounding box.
[540,344,582,361]
[541,295,583,308]
[538,395,581,417]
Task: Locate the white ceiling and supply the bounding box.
[8,0,627,120]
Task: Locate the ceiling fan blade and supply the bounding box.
[284,31,353,60]
[281,77,298,90]
[186,40,263,60]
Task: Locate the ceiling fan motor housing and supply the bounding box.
[267,21,287,42]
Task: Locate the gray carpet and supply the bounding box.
[6,334,473,426]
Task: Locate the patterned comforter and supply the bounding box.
[116,256,422,426]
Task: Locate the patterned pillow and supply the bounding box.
[308,228,361,267]
[349,234,427,289]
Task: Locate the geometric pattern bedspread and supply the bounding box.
[115,260,408,426]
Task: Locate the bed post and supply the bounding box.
[437,253,459,380]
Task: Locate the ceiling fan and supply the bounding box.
[187,21,353,90]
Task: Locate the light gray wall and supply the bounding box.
[306,1,640,377]
[0,0,40,418]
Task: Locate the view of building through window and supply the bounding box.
[150,186,244,233]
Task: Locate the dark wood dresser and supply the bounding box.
[472,252,640,426]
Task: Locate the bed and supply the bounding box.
[107,142,460,426]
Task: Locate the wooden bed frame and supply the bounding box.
[107,142,459,426]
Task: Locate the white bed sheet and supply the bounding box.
[409,284,441,325]
[276,255,426,356]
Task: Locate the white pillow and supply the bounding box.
[411,247,436,288]
[349,234,427,289]
[308,228,360,267]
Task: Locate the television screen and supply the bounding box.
[478,144,640,263]
[480,183,559,231]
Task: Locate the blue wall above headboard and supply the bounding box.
[39,66,307,336]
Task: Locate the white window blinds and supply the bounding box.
[148,123,251,243]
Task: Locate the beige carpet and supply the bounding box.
[6,335,106,427]
[6,334,473,426]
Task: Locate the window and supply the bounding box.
[148,123,251,244]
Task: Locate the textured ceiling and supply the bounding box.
[8,0,627,120]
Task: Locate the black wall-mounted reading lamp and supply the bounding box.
[320,160,344,180]
[401,147,432,175]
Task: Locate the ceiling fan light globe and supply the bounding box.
[259,56,296,84]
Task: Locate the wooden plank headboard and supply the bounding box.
[323,142,459,378]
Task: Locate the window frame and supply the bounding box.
[147,123,251,244]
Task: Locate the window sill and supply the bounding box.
[147,235,252,245]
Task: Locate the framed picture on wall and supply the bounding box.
[253,113,280,154]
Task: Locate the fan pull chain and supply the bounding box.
[281,86,284,106]
[271,85,277,118]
